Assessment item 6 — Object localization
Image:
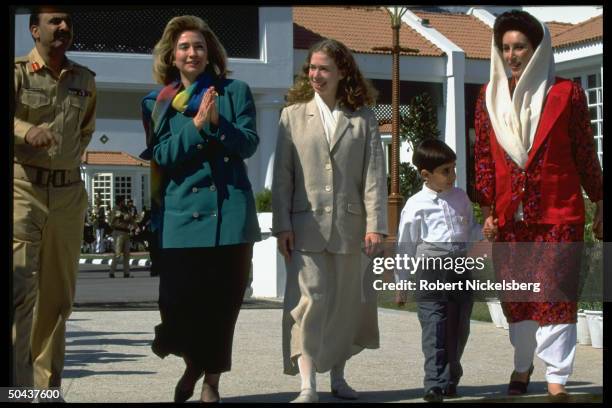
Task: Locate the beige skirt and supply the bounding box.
[282,249,379,375]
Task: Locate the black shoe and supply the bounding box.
[423,387,443,403]
[109,272,115,278]
[174,360,204,403]
[508,364,534,395]
[444,384,458,398]
[124,273,132,278]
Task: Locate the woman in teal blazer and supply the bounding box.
[141,15,260,403]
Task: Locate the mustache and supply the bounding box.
[55,32,72,40]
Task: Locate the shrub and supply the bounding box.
[394,92,440,202]
[255,188,272,212]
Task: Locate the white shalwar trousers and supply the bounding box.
[509,320,576,385]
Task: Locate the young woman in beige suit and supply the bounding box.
[272,39,388,403]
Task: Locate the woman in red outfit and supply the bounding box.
[474,10,603,399]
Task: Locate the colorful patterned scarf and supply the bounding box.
[139,73,214,233]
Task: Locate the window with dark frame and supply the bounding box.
[69,7,260,59]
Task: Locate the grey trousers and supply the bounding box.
[417,296,473,392]
[414,244,473,393]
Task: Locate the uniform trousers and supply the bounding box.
[12,178,88,387]
[509,320,576,384]
[110,230,130,275]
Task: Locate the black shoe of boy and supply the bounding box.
[423,387,444,403]
[444,384,458,398]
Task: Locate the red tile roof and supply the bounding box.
[293,7,601,61]
[294,6,444,57]
[552,15,602,48]
[82,151,150,167]
[412,11,493,60]
[546,21,575,38]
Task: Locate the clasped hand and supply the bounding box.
[193,87,219,130]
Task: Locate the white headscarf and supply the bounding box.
[314,92,341,146]
[485,19,556,169]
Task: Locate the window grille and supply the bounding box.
[575,73,604,168]
[372,104,411,125]
[114,175,132,203]
[70,7,260,58]
[92,173,113,210]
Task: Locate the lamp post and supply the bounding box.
[373,6,419,243]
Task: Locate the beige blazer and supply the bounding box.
[272,98,388,254]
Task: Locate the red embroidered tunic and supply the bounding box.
[474,79,603,325]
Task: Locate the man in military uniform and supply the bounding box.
[93,194,107,253]
[109,196,136,278]
[13,8,96,389]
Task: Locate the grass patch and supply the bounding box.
[377,290,492,322]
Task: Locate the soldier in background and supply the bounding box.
[109,196,136,278]
[12,7,96,390]
[93,194,107,253]
[127,198,138,219]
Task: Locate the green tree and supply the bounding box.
[255,188,272,212]
[392,93,440,200]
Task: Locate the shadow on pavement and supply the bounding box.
[224,389,421,403]
[63,369,157,379]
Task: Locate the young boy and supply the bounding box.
[396,139,486,402]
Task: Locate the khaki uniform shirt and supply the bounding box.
[110,205,136,232]
[14,47,97,170]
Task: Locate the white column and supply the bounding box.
[249,91,285,192]
[132,170,142,212]
[443,51,467,190]
[400,11,467,190]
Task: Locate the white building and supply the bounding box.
[14,5,603,208]
[15,6,293,211]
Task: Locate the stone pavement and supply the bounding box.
[61,306,603,403]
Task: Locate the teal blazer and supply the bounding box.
[145,78,261,248]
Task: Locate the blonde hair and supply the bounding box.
[286,39,377,111]
[152,15,228,85]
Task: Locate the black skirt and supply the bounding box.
[151,243,253,372]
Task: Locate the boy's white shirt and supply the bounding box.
[395,184,483,282]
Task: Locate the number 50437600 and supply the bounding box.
[7,388,61,400]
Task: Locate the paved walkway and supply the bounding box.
[62,307,603,403]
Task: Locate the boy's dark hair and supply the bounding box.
[412,139,456,173]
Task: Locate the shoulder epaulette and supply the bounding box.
[72,61,96,77]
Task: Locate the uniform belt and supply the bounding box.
[14,162,81,187]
